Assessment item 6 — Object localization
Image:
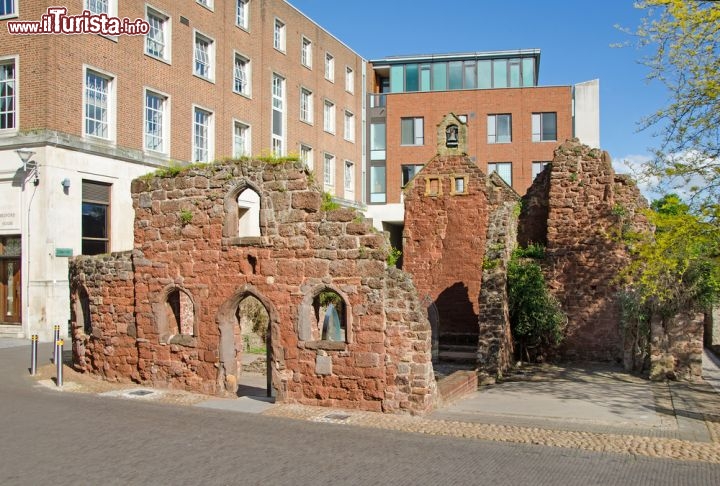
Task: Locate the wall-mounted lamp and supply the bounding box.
[61,178,71,188]
[16,148,39,186]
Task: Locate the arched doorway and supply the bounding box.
[235,295,272,397]
[216,287,278,399]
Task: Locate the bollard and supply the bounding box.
[51,325,60,363]
[30,334,38,375]
[55,339,64,387]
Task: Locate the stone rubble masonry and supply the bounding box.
[650,311,705,381]
[520,139,652,362]
[69,159,437,414]
[477,174,520,376]
[403,114,519,377]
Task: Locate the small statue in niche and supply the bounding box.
[446,124,459,147]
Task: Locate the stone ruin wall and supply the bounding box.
[477,175,520,377]
[402,154,492,344]
[69,160,437,414]
[519,139,651,362]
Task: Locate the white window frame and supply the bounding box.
[300,144,313,169]
[233,52,251,97]
[323,100,335,134]
[344,160,354,196]
[301,37,312,69]
[236,0,249,30]
[400,117,424,146]
[345,66,354,93]
[488,162,512,186]
[85,0,116,16]
[192,105,214,162]
[83,66,116,141]
[344,110,355,142]
[0,0,17,18]
[324,152,336,193]
[0,55,18,132]
[144,88,170,154]
[487,114,512,144]
[196,0,213,11]
[145,6,171,63]
[271,74,285,156]
[233,120,251,158]
[193,30,215,82]
[325,53,334,82]
[532,112,558,142]
[300,88,313,124]
[273,18,286,52]
[532,161,550,181]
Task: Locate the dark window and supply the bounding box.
[401,164,424,186]
[82,180,110,255]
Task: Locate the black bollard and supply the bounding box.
[55,339,64,387]
[30,334,38,375]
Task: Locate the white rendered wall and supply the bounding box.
[0,145,154,340]
[573,79,600,149]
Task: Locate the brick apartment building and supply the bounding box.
[0,0,365,340]
[0,0,598,341]
[364,51,599,242]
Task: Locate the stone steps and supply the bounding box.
[437,370,478,406]
[0,324,24,338]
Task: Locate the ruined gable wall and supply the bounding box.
[535,139,649,361]
[71,159,436,414]
[402,155,491,341]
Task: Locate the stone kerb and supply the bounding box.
[70,158,437,414]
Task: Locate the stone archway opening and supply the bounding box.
[235,295,272,398]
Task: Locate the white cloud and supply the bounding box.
[611,153,661,200]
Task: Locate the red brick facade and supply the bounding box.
[1,0,364,199]
[374,86,573,202]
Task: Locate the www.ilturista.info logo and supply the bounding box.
[7,7,150,36]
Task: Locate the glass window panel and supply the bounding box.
[509,60,521,88]
[401,118,413,145]
[487,115,496,144]
[82,202,107,239]
[370,165,386,203]
[420,65,431,92]
[542,112,557,141]
[414,118,424,145]
[493,59,507,88]
[463,62,476,89]
[432,63,447,91]
[448,61,463,90]
[532,113,541,141]
[522,58,535,86]
[405,64,418,92]
[497,114,511,143]
[390,65,404,93]
[478,60,491,89]
[370,122,386,160]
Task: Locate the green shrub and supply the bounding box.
[508,248,566,362]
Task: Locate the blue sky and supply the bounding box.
[290,0,667,177]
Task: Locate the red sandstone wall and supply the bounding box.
[70,159,437,414]
[530,140,649,362]
[69,252,138,382]
[402,155,490,344]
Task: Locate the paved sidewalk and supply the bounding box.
[7,338,720,464]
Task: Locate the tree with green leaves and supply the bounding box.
[631,0,720,204]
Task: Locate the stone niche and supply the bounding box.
[69,159,437,414]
